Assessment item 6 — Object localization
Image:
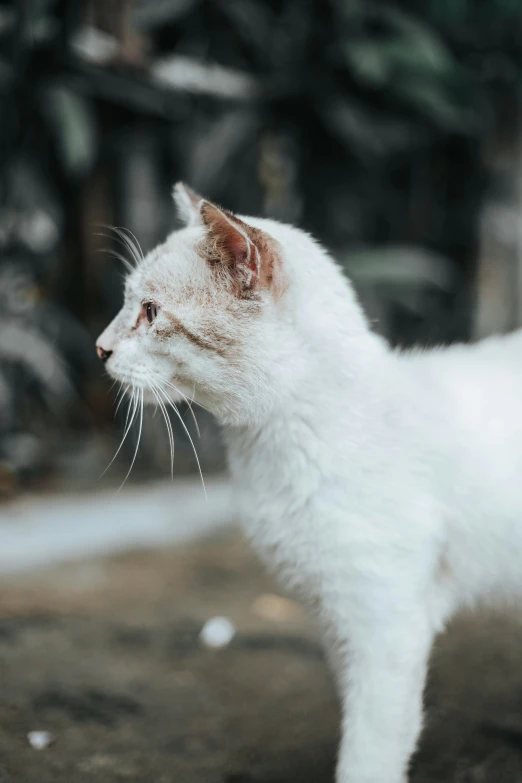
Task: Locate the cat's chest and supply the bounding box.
[227,430,338,594]
[238,486,326,596]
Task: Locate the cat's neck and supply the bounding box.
[223,302,392,467]
[217,227,393,435]
[208,220,390,434]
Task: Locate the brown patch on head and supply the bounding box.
[198,201,283,299]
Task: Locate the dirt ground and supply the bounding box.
[1,531,522,782]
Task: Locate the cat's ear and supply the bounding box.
[200,201,277,295]
[173,186,281,295]
[172,182,204,226]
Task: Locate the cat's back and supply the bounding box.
[403,328,522,426]
[401,328,522,521]
[401,328,522,601]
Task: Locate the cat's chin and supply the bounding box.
[143,382,187,406]
[105,363,192,407]
[122,384,186,407]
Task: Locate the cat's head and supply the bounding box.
[96,184,302,426]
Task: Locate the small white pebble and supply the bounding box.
[200,616,236,649]
[27,730,53,750]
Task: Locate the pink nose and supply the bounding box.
[96,345,113,363]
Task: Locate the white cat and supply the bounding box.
[97,183,522,783]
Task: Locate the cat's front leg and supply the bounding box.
[333,596,434,783]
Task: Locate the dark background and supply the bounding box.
[1,0,522,493]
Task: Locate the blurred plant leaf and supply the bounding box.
[337,4,468,131]
[319,94,426,157]
[343,41,390,86]
[133,0,200,31]
[216,0,274,59]
[39,86,97,177]
[340,3,457,79]
[378,6,456,75]
[344,246,455,290]
[375,37,451,77]
[392,76,465,130]
[188,109,260,191]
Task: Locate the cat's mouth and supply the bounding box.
[119,374,188,406]
[105,361,192,409]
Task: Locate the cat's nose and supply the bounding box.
[96,345,113,363]
[97,319,118,363]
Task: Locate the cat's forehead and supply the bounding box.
[125,226,206,298]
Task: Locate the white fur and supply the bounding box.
[98,200,522,783]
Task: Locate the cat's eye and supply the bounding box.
[142,302,158,325]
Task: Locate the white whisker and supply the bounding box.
[112,226,143,268]
[149,381,175,480]
[94,240,134,273]
[122,387,135,432]
[157,383,207,499]
[117,226,145,265]
[114,384,128,417]
[94,225,142,271]
[118,388,144,491]
[100,387,138,478]
[149,369,201,436]
[170,381,201,438]
[107,248,134,274]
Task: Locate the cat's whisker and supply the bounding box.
[107,248,135,274]
[185,382,212,415]
[111,226,143,268]
[149,369,201,438]
[113,227,141,265]
[152,372,202,431]
[114,383,130,417]
[100,386,139,478]
[122,387,135,432]
[114,233,140,269]
[117,226,145,266]
[94,238,135,274]
[118,388,144,491]
[149,380,175,480]
[157,382,207,499]
[151,370,212,417]
[97,248,133,274]
[94,225,141,271]
[169,381,201,438]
